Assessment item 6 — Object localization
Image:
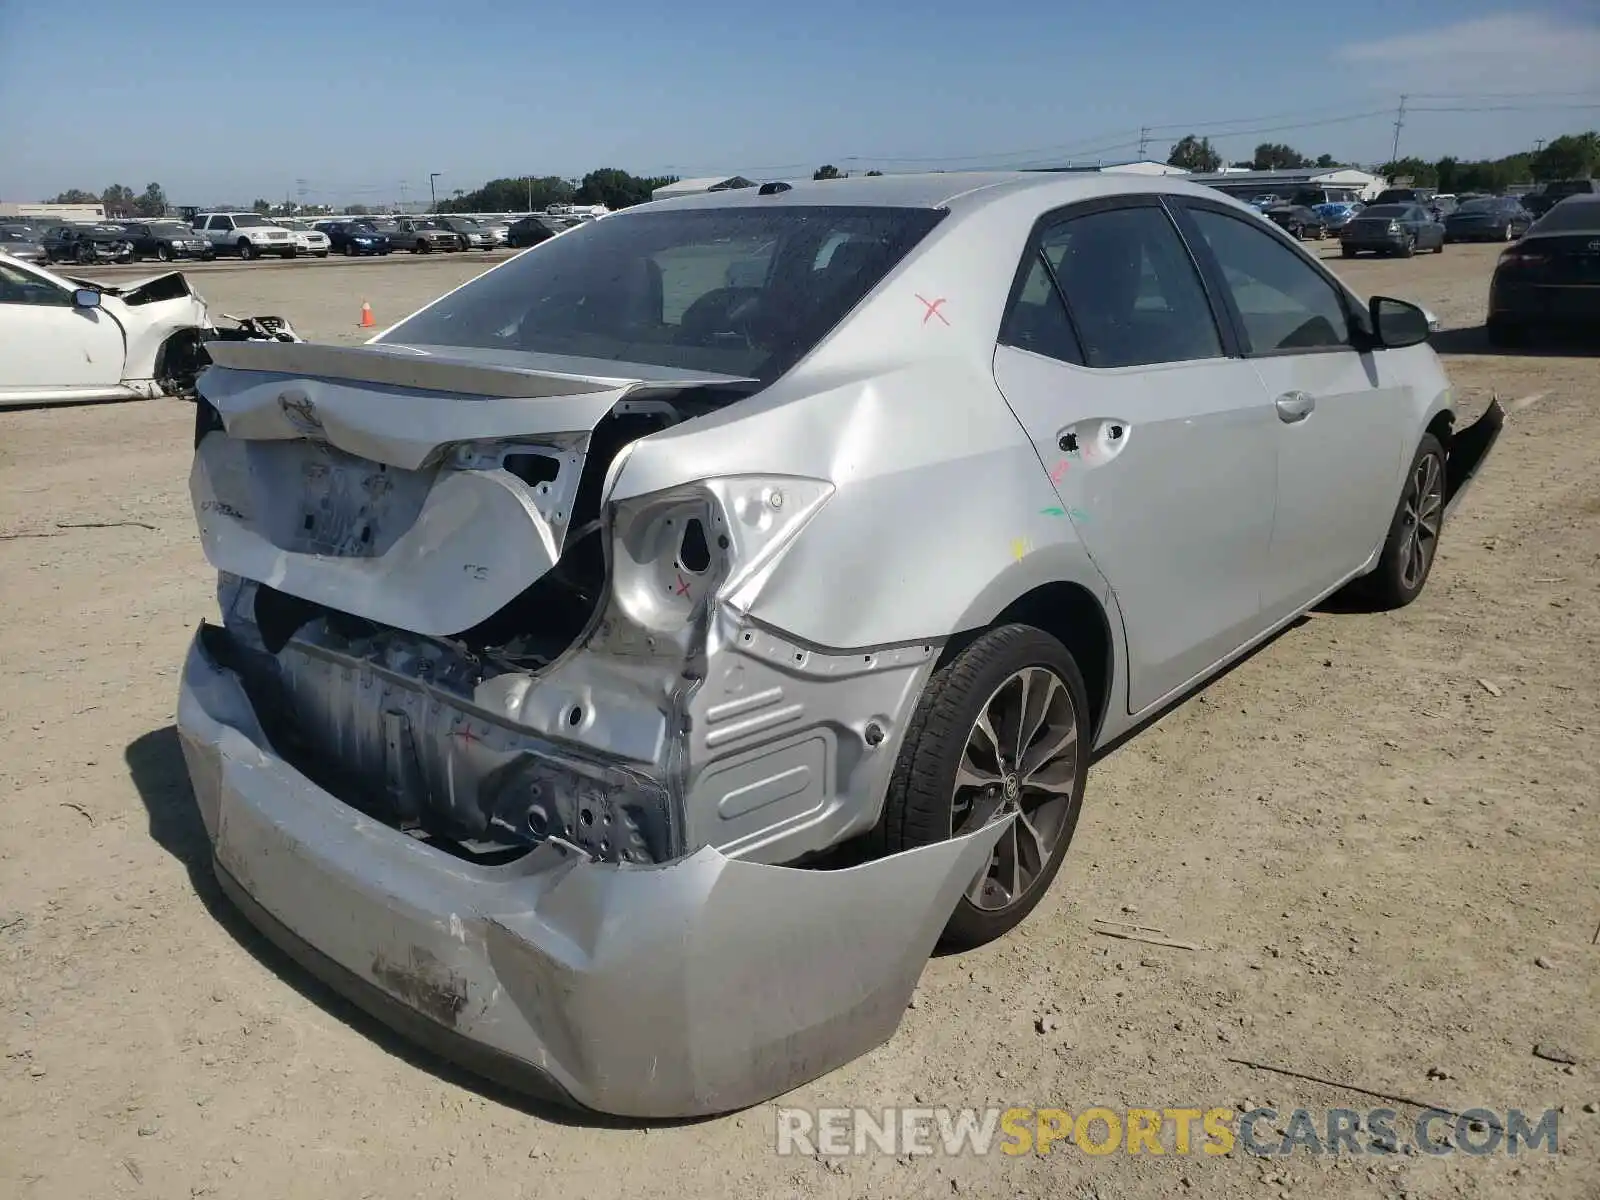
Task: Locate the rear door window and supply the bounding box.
[1041,204,1223,369]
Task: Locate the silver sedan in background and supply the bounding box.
[179,172,1501,1117]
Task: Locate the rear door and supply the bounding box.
[1173,198,1406,620]
[991,196,1278,714]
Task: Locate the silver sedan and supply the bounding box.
[179,171,1502,1117]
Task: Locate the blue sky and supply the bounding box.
[2,1,1596,205]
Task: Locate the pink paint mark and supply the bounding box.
[674,572,692,597]
[916,294,949,326]
[454,727,483,748]
[1050,460,1070,484]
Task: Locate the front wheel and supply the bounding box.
[1398,235,1416,258]
[156,244,173,262]
[1341,246,1357,258]
[237,240,257,261]
[878,624,1090,950]
[1350,434,1446,610]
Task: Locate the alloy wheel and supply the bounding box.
[951,666,1081,911]
[1399,451,1444,590]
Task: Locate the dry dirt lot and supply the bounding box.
[1,246,1596,1200]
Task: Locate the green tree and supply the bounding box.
[347,204,370,215]
[49,188,99,204]
[574,168,665,209]
[1315,153,1338,168]
[1251,143,1309,170]
[865,169,884,177]
[1166,135,1222,173]
[813,164,845,180]
[1434,157,1459,194]
[101,183,137,217]
[134,182,168,217]
[1532,131,1599,182]
[251,198,272,214]
[1379,157,1438,187]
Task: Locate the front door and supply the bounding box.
[0,262,124,395]
[1174,201,1406,621]
[992,198,1278,714]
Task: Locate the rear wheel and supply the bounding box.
[1341,246,1357,258]
[878,625,1090,950]
[344,242,357,256]
[1350,434,1446,610]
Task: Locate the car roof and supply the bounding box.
[639,170,1235,215]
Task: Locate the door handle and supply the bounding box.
[1274,391,1315,423]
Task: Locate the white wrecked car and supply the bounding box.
[0,252,299,409]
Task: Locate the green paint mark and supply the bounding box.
[1040,506,1066,517]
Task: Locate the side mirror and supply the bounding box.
[73,288,102,309]
[1369,296,1430,349]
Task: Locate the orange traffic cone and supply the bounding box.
[359,301,375,328]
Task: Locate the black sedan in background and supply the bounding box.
[1487,195,1600,346]
[42,224,135,264]
[1339,204,1446,257]
[314,220,393,256]
[1444,197,1533,243]
[0,224,48,264]
[1264,204,1327,240]
[116,220,213,261]
[506,214,568,248]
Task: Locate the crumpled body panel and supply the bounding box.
[177,627,1011,1117]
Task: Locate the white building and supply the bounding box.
[1187,168,1385,202]
[0,201,106,220]
[650,175,756,201]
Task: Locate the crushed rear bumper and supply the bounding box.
[176,626,1007,1117]
[1443,397,1505,520]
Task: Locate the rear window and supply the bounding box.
[377,205,945,381]
[1362,205,1409,218]
[1455,199,1495,214]
[1529,199,1600,233]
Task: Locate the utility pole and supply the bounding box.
[1390,94,1407,165]
[1138,126,1150,159]
[1534,138,1545,153]
[429,172,441,212]
[398,180,408,211]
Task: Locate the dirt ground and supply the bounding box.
[1,245,1595,1199]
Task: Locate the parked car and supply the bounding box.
[389,217,462,252]
[1486,194,1600,346]
[1264,204,1327,240]
[314,220,393,256]
[271,219,332,257]
[1427,194,1458,219]
[0,224,48,265]
[43,223,135,265]
[478,218,511,245]
[1372,187,1432,206]
[195,213,298,260]
[179,172,1503,1119]
[0,252,211,406]
[116,219,214,262]
[1443,197,1534,243]
[506,213,566,247]
[1313,201,1364,231]
[1340,203,1446,257]
[1523,179,1597,218]
[436,215,497,250]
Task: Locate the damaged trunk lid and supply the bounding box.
[192,339,753,637]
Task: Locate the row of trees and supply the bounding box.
[437,168,679,214]
[1166,129,1598,189]
[49,182,168,217]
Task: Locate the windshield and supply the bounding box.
[377,206,945,382]
[150,222,192,235]
[1363,205,1409,218]
[1530,200,1600,233]
[231,214,271,228]
[1455,199,1496,214]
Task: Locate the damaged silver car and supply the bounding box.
[177,172,1503,1117]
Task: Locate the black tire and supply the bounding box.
[1341,246,1357,258]
[1486,316,1526,348]
[156,244,173,262]
[1502,223,1514,242]
[315,250,328,258]
[416,239,430,253]
[1349,433,1447,610]
[1398,235,1416,258]
[879,624,1091,950]
[344,242,357,256]
[237,239,256,261]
